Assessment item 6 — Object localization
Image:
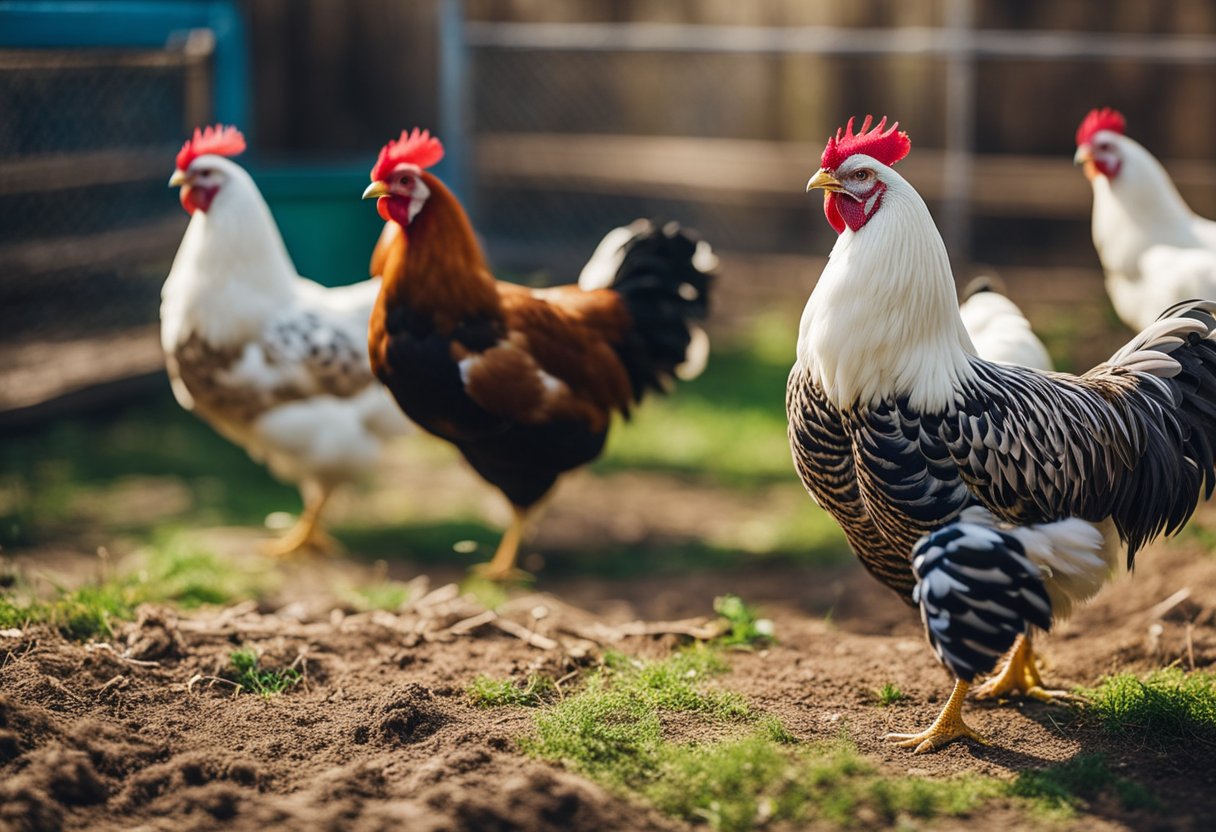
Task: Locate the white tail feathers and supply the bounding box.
[676,325,711,381]
[957,506,1112,621]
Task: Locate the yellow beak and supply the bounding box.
[806,169,843,193]
[1073,145,1094,166]
[362,181,390,200]
[168,170,189,187]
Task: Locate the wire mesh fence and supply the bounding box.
[0,39,213,418]
[0,42,211,349]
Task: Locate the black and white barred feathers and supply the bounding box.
[912,517,1052,681]
[789,299,1216,678]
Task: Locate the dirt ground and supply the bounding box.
[3,512,1216,832]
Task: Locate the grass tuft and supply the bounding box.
[874,683,905,707]
[343,579,413,612]
[1011,754,1158,814]
[0,532,265,639]
[713,595,775,647]
[227,649,302,698]
[469,674,557,708]
[516,647,1007,831]
[1082,668,1216,749]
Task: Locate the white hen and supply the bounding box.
[957,276,1053,371]
[1075,107,1216,332]
[161,125,411,557]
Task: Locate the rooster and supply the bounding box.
[162,125,412,557]
[361,129,713,580]
[790,116,1216,752]
[957,276,1053,371]
[1075,107,1216,332]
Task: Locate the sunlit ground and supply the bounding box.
[0,319,851,582]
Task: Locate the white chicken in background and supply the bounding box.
[1075,107,1216,332]
[957,276,1053,371]
[162,125,412,557]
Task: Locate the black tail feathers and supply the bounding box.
[594,219,714,401]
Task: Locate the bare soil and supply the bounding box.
[3,514,1216,832]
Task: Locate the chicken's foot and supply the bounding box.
[261,483,339,559]
[884,679,987,754]
[472,506,533,582]
[972,634,1080,703]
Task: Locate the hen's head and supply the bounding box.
[1073,108,1126,181]
[169,125,247,215]
[363,128,445,227]
[806,116,911,234]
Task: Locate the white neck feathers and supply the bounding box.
[161,158,299,349]
[1091,136,1202,270]
[797,171,976,412]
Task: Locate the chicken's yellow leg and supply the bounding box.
[261,482,338,559]
[972,634,1080,703]
[884,680,987,754]
[473,505,534,582]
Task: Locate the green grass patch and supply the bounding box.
[598,325,797,488]
[646,734,1005,831]
[227,648,302,698]
[1011,754,1158,814]
[0,396,294,549]
[0,580,140,640]
[0,532,267,639]
[502,647,1015,831]
[469,674,558,708]
[1081,668,1216,749]
[874,683,905,707]
[342,578,414,612]
[713,594,775,647]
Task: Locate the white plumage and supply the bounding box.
[957,278,1053,371]
[162,151,411,556]
[1078,117,1216,332]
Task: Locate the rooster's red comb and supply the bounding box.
[1076,108,1126,147]
[820,116,911,171]
[371,128,445,181]
[176,124,246,171]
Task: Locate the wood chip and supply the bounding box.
[494,617,559,650]
[1148,587,1192,620]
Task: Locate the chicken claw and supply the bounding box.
[884,680,988,754]
[973,634,1082,704]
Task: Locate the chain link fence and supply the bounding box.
[0,38,212,416]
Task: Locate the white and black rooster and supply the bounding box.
[1076,107,1216,332]
[789,116,1216,752]
[162,125,412,557]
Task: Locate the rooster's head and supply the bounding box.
[363,129,445,228]
[806,116,911,234]
[169,124,246,215]
[1074,108,1126,181]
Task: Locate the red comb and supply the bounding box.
[820,116,911,170]
[1076,108,1126,147]
[175,124,246,170]
[371,128,445,181]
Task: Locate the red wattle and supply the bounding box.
[377,196,392,222]
[824,193,846,234]
[179,184,218,215]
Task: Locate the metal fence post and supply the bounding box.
[438,0,471,214]
[942,0,975,265]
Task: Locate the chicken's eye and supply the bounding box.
[853,169,871,182]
